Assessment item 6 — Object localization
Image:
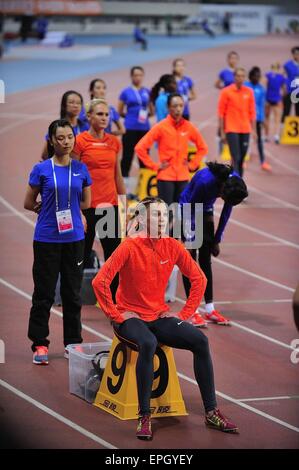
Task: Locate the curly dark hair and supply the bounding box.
[222,176,248,206]
[207,162,248,205]
[206,161,234,181]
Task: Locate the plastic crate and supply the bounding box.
[69,342,111,403]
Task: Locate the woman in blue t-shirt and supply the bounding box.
[24,119,92,366]
[215,51,240,155]
[282,46,299,122]
[150,74,177,122]
[172,58,196,120]
[264,63,286,144]
[118,66,151,181]
[246,66,271,171]
[41,90,89,160]
[79,78,125,136]
[215,51,240,89]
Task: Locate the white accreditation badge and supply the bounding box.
[138,108,148,123]
[56,209,74,234]
[51,157,74,235]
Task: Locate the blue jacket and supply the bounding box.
[180,167,239,243]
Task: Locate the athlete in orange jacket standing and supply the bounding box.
[218,67,256,177]
[92,197,238,440]
[135,93,208,206]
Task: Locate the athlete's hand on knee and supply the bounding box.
[159,312,179,319]
[122,311,138,321]
[211,243,220,257]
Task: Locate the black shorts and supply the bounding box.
[266,99,280,106]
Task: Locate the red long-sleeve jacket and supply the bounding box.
[92,235,207,323]
[134,115,208,181]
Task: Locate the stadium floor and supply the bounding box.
[0,33,298,450]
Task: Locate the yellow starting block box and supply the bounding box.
[135,168,158,200]
[220,143,250,162]
[94,335,188,420]
[135,146,206,200]
[280,116,299,145]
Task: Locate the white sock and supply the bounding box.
[205,303,215,314]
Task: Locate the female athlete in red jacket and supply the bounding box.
[92,197,238,440]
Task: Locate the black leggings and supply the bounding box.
[113,317,217,415]
[157,180,189,205]
[226,132,250,177]
[121,130,147,177]
[256,121,265,164]
[182,214,214,304]
[158,180,189,235]
[282,92,299,122]
[83,206,120,301]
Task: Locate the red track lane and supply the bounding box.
[0,34,299,449]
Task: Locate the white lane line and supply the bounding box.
[214,258,295,293]
[248,185,299,212]
[211,298,291,305]
[198,115,216,130]
[0,196,296,349]
[175,297,296,351]
[1,277,298,435]
[215,204,297,209]
[0,112,57,119]
[237,396,299,402]
[0,379,117,449]
[0,211,32,218]
[222,242,283,247]
[227,321,296,351]
[1,187,298,260]
[177,373,299,434]
[0,196,35,227]
[0,116,42,136]
[0,277,111,342]
[214,210,299,250]
[265,149,299,177]
[5,91,59,110]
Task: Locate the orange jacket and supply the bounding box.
[134,115,208,181]
[92,235,207,323]
[218,84,256,133]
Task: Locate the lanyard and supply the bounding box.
[51,157,72,212]
[131,86,144,107]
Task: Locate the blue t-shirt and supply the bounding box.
[265,72,285,103]
[176,76,194,116]
[134,27,145,41]
[119,86,150,131]
[180,168,239,243]
[284,60,299,93]
[29,159,92,243]
[36,18,48,35]
[79,105,120,134]
[155,92,169,122]
[245,81,266,122]
[219,68,235,87]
